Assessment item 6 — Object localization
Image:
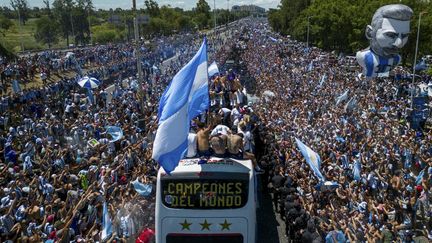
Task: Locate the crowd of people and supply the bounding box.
[240,21,432,242]
[0,25,236,242]
[1,16,432,243]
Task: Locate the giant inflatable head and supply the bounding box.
[357,4,413,78]
[367,4,413,57]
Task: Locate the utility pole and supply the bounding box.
[227,0,229,24]
[133,0,145,106]
[411,11,428,109]
[70,12,75,45]
[87,7,92,45]
[213,0,216,32]
[17,7,24,52]
[306,16,312,50]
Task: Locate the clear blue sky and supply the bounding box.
[1,0,279,10]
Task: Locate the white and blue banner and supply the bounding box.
[106,126,123,142]
[101,202,113,241]
[152,38,209,173]
[208,61,219,77]
[295,138,325,182]
[353,159,362,182]
[416,169,425,185]
[12,80,21,93]
[132,178,153,197]
[336,90,349,106]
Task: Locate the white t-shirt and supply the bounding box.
[186,133,197,158]
[211,125,231,136]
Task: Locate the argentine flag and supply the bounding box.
[152,38,209,173]
[295,138,325,182]
[208,61,219,77]
[101,202,113,241]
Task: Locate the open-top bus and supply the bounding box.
[155,157,257,243]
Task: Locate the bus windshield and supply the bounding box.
[161,172,249,209]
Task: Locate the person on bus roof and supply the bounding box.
[227,130,244,160]
[196,122,212,157]
[210,131,227,158]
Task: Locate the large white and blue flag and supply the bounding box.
[295,138,325,182]
[153,38,209,173]
[101,202,113,241]
[208,61,219,77]
[335,90,349,106]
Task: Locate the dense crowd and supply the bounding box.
[240,21,432,242]
[0,26,235,242]
[2,16,432,243]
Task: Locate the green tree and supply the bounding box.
[144,0,160,17]
[34,15,59,48]
[92,23,122,44]
[194,0,210,28]
[10,0,30,25]
[53,0,75,46]
[0,15,13,36]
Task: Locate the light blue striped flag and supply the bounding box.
[353,158,361,182]
[416,169,425,185]
[101,202,112,241]
[152,38,209,173]
[307,61,313,72]
[12,80,21,93]
[295,138,325,182]
[105,126,123,142]
[335,90,349,106]
[318,74,327,87]
[208,61,219,77]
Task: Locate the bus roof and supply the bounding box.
[158,157,253,177]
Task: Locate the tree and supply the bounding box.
[34,16,59,48]
[144,0,160,17]
[10,0,30,25]
[43,0,52,16]
[196,0,210,16]
[194,0,211,28]
[0,14,13,36]
[92,23,121,44]
[268,0,432,59]
[52,0,75,46]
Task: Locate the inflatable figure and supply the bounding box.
[356,4,413,78]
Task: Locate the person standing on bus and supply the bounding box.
[227,131,244,160]
[210,132,227,158]
[196,122,212,157]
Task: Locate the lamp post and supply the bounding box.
[306,16,312,50]
[213,0,217,32]
[17,7,24,51]
[227,0,229,24]
[411,11,427,109]
[132,0,145,105]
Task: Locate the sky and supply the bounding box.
[1,0,279,10]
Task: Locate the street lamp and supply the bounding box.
[411,11,428,109]
[306,16,313,50]
[213,0,217,31]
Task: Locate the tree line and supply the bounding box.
[0,0,251,53]
[269,0,432,66]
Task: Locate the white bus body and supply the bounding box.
[155,157,257,243]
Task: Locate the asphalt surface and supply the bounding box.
[257,179,288,243]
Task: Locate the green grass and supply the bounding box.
[1,18,68,52]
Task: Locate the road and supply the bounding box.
[257,179,288,243]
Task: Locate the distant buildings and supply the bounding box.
[231,5,266,14]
